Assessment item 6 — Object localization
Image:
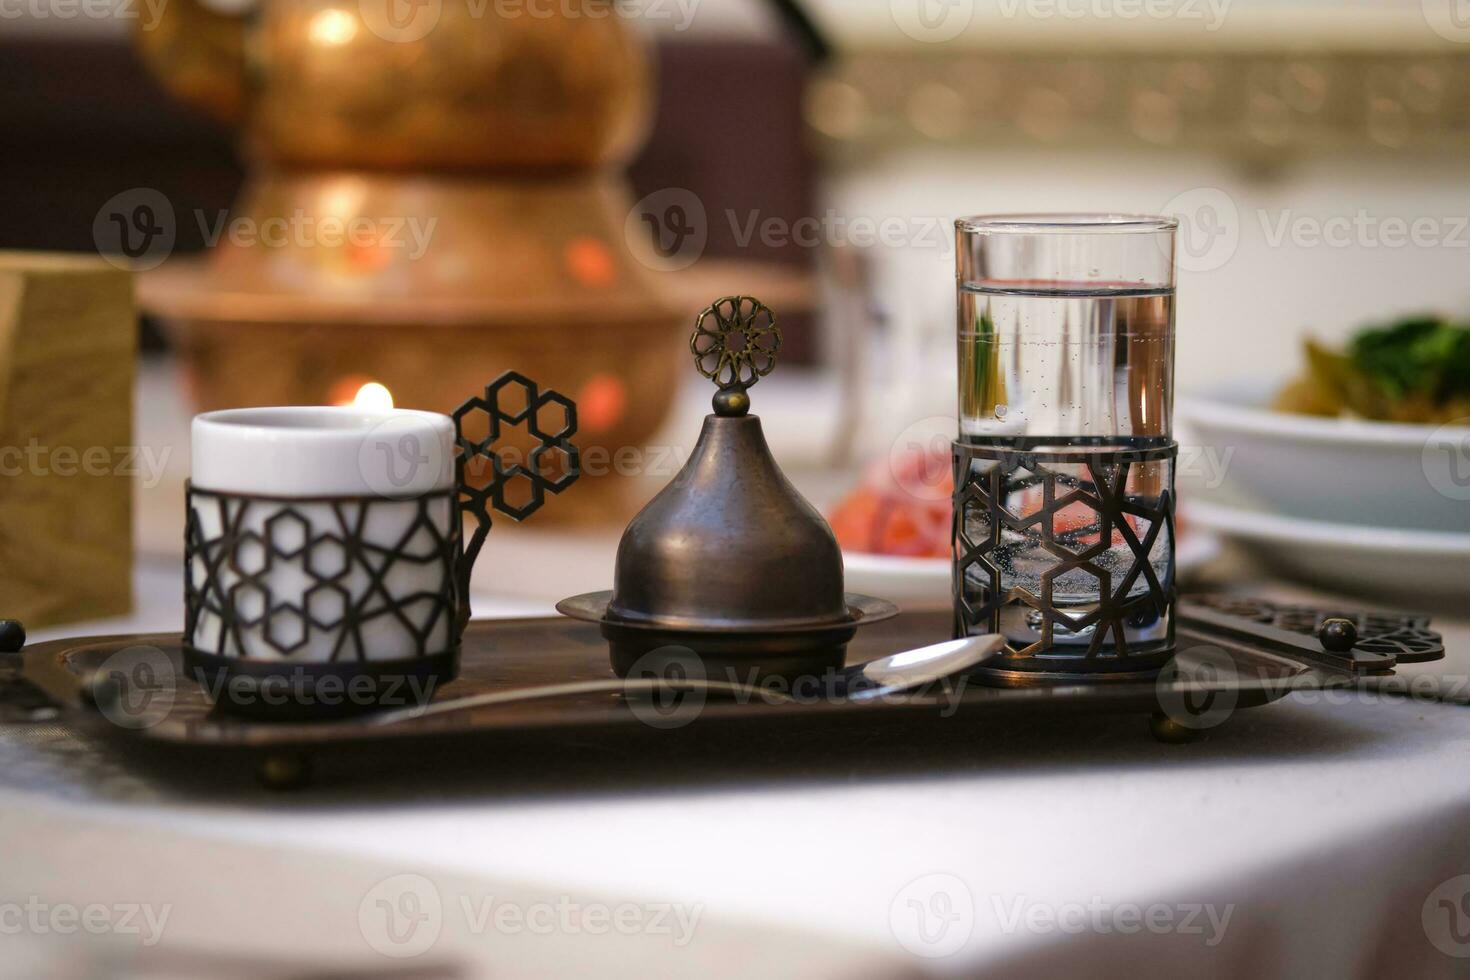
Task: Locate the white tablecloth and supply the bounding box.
[6,555,1470,978]
[5,360,1469,976]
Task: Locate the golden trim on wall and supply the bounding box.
[807,49,1470,156]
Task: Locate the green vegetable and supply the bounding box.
[1276,315,1470,423]
[1348,316,1470,405]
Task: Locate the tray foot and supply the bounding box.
[1149,710,1212,744]
[256,751,313,791]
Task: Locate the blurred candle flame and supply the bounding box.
[352,382,394,411]
[308,9,358,47]
[331,378,394,410]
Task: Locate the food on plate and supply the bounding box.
[1274,316,1470,424]
[830,446,1192,560]
[828,449,951,558]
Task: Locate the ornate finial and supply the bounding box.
[690,296,781,417]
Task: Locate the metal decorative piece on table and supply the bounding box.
[183,372,580,718]
[953,438,1178,681]
[183,485,463,701]
[452,372,580,637]
[558,296,898,683]
[1181,595,1445,666]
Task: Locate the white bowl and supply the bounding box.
[1178,384,1470,533]
[1184,500,1470,602]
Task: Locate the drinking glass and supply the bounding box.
[952,214,1179,679]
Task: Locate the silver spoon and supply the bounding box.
[370,634,1007,725]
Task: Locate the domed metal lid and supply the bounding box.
[560,297,894,635]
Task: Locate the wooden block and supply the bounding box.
[0,253,134,629]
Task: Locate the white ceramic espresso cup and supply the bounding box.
[187,406,458,666]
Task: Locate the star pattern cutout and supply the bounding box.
[953,443,1177,662]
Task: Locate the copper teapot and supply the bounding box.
[134,0,687,497]
[136,0,651,171]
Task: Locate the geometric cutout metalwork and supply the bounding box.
[1191,594,1445,663]
[451,371,581,637]
[952,438,1178,671]
[690,295,781,390]
[185,486,460,663]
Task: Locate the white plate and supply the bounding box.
[1184,499,1470,601]
[1178,385,1470,533]
[842,532,1222,606]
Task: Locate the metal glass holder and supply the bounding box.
[952,438,1178,682]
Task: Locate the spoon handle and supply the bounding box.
[370,634,1009,725]
[369,678,793,726]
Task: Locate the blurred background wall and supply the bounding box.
[2,0,1467,423]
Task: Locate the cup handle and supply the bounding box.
[450,372,582,638]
